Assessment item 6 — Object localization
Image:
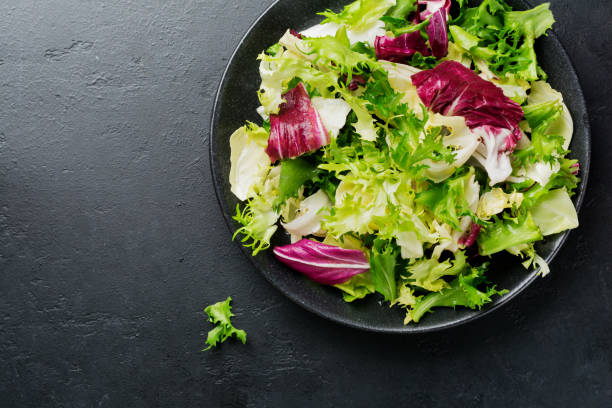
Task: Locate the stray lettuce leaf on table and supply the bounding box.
[203,297,247,351]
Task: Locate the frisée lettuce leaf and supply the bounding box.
[407,264,508,323]
[203,297,247,350]
[477,210,542,256]
[319,0,395,32]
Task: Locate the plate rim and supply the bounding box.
[209,0,591,334]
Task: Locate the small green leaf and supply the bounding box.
[203,297,247,351]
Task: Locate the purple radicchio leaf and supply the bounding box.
[411,61,525,184]
[265,83,330,163]
[426,9,448,58]
[459,222,482,248]
[289,29,303,39]
[374,32,430,62]
[418,0,451,20]
[345,74,367,90]
[410,61,524,134]
[273,239,370,285]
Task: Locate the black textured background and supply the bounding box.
[1,0,610,407]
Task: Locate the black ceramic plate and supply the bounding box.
[210,0,591,333]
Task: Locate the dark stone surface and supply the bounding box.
[0,0,610,406]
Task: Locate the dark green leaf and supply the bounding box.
[408,52,440,69]
[275,158,318,208]
[308,169,340,202]
[351,41,377,59]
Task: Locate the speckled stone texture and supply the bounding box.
[0,0,610,407]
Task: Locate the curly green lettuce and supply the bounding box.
[203,297,247,350]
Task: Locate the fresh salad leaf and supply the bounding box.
[514,158,580,209]
[229,123,271,201]
[233,167,281,256]
[392,284,419,322]
[266,83,330,162]
[276,157,318,207]
[411,60,526,185]
[304,26,381,77]
[273,239,370,285]
[459,222,482,247]
[496,4,555,81]
[311,96,352,138]
[203,297,247,350]
[416,168,478,230]
[421,113,480,183]
[476,188,523,220]
[405,250,468,292]
[411,61,524,132]
[389,108,455,177]
[258,51,338,115]
[322,164,393,237]
[369,240,399,302]
[451,0,508,44]
[319,0,395,32]
[335,273,376,302]
[281,189,332,239]
[427,9,449,58]
[375,32,430,62]
[382,16,431,37]
[408,265,507,323]
[448,25,497,61]
[530,188,579,236]
[504,3,555,38]
[310,168,340,202]
[362,72,455,177]
[453,1,554,81]
[385,0,418,20]
[513,88,568,168]
[527,81,573,149]
[419,0,451,20]
[477,210,542,256]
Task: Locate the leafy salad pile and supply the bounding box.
[228,0,580,324]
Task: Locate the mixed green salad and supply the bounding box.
[228,0,580,324]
